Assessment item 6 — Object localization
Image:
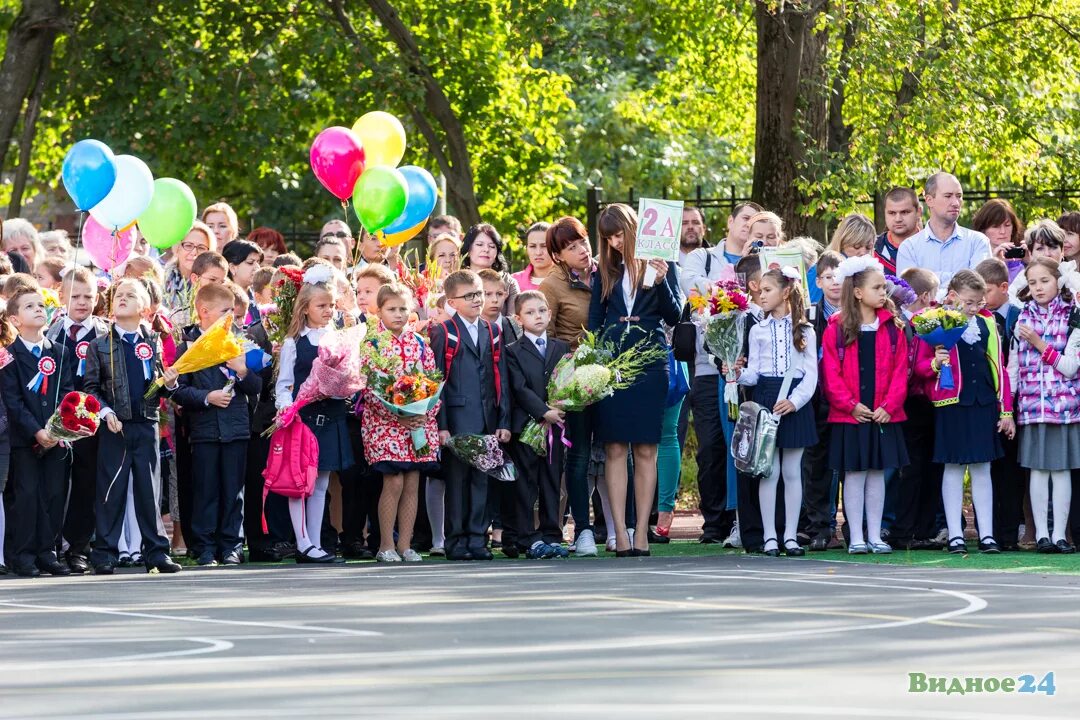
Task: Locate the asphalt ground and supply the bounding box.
[1,554,1078,718]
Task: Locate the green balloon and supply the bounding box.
[139,178,197,250]
[352,166,409,234]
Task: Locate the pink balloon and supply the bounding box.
[82,215,135,270]
[310,127,366,200]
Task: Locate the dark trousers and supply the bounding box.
[191,439,247,557]
[174,419,194,549]
[564,409,593,536]
[339,418,381,550]
[10,445,69,570]
[243,433,291,551]
[63,435,99,555]
[91,422,170,566]
[991,433,1026,546]
[506,437,563,548]
[800,407,836,542]
[444,454,488,553]
[893,396,944,544]
[691,375,732,538]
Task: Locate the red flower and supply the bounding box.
[84,395,101,413]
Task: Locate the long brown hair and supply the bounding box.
[597,203,642,301]
[760,268,811,352]
[1018,257,1074,305]
[839,267,902,345]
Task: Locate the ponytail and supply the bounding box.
[762,268,811,352]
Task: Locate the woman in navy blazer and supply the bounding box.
[588,203,683,556]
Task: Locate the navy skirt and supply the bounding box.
[371,460,440,475]
[829,422,909,472]
[933,401,1003,465]
[300,399,354,472]
[593,357,668,444]
[752,376,818,449]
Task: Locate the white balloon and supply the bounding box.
[89,154,154,230]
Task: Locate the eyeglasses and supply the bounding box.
[454,291,483,302]
[180,241,209,254]
[321,231,352,240]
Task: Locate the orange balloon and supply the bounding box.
[380,219,427,248]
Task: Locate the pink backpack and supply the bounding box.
[261,417,319,533]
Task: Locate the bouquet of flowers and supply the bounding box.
[911,307,968,390]
[264,323,368,435]
[42,288,63,325]
[264,266,305,346]
[45,391,101,444]
[145,312,244,398]
[394,250,439,311]
[0,345,12,371]
[519,329,667,455]
[691,280,750,417]
[443,433,516,482]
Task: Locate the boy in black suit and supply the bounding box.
[173,283,261,566]
[1,287,76,576]
[429,270,511,561]
[47,266,109,573]
[84,278,181,575]
[505,291,571,559]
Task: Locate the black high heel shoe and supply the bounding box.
[763,538,780,557]
[615,530,632,558]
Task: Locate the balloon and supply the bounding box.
[380,219,427,248]
[383,166,438,235]
[139,178,198,250]
[310,127,365,200]
[89,155,154,230]
[82,215,135,271]
[351,111,406,168]
[352,166,409,234]
[62,140,117,211]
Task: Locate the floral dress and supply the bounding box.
[361,326,442,473]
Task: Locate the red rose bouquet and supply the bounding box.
[47,391,101,443]
[264,266,306,346]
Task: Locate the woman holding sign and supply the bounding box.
[588,203,683,557]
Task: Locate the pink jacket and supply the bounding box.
[820,308,909,424]
[912,311,1013,417]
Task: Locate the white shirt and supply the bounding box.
[459,315,480,345]
[523,330,548,356]
[20,337,43,355]
[274,326,330,410]
[738,313,818,411]
[621,268,637,314]
[63,317,93,341]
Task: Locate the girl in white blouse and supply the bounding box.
[736,267,819,557]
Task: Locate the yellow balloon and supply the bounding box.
[120,220,138,232]
[352,111,406,168]
[379,219,426,248]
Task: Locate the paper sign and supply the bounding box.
[758,246,810,298]
[635,198,683,262]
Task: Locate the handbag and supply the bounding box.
[730,363,795,478]
[672,251,714,362]
[665,351,690,407]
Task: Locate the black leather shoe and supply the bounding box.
[66,554,90,574]
[809,537,828,551]
[38,560,72,576]
[14,564,39,578]
[93,563,115,575]
[1056,539,1076,554]
[1036,537,1056,553]
[221,551,242,566]
[0,563,8,576]
[947,536,967,554]
[978,536,1000,554]
[471,547,494,561]
[763,538,780,557]
[146,557,182,573]
[501,545,520,559]
[446,548,472,561]
[784,540,806,557]
[630,547,651,557]
[295,548,337,564]
[698,535,722,544]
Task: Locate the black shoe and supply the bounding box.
[784,539,805,557]
[66,554,90,574]
[221,551,242,566]
[196,552,218,567]
[247,547,280,562]
[271,541,297,559]
[14,564,40,577]
[1036,537,1056,553]
[446,548,472,561]
[630,548,651,557]
[947,536,967,554]
[38,560,72,576]
[763,538,780,558]
[117,555,134,568]
[295,547,337,564]
[0,563,8,576]
[648,528,670,544]
[501,545,520,559]
[471,547,494,561]
[93,563,115,575]
[978,536,1000,554]
[809,537,828,552]
[146,557,182,574]
[698,535,722,544]
[341,540,369,559]
[1056,539,1076,554]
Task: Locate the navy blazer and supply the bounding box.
[587,261,683,348]
[46,316,110,392]
[173,328,262,443]
[1,337,76,448]
[429,317,511,435]
[506,335,570,433]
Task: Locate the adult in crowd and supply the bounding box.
[512,221,554,291]
[427,214,462,242]
[589,203,682,557]
[39,230,73,262]
[426,234,461,279]
[460,223,519,314]
[681,202,763,291]
[829,213,875,258]
[874,187,922,275]
[222,239,265,324]
[679,206,708,265]
[248,226,287,266]
[896,173,991,287]
[315,236,349,271]
[540,216,599,556]
[202,202,240,248]
[972,199,1026,282]
[355,228,391,268]
[320,220,355,260]
[2,218,42,269]
[745,211,785,252]
[1057,211,1080,264]
[163,221,216,309]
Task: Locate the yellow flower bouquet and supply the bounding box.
[144,312,243,398]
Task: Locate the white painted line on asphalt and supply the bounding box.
[0,637,234,670]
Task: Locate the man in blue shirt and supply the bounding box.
[895,173,991,288]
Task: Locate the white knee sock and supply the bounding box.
[969,462,994,541]
[844,470,867,546]
[426,477,446,548]
[1030,470,1051,540]
[759,455,780,550]
[288,497,313,553]
[306,471,330,552]
[781,449,804,544]
[942,464,966,542]
[1052,470,1072,543]
[864,470,886,545]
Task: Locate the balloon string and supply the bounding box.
[52,210,88,409]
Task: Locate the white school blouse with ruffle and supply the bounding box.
[737,313,819,410]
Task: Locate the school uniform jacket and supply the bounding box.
[46,316,110,392]
[429,317,511,435]
[83,325,170,423]
[172,346,261,444]
[1,337,76,448]
[506,335,570,434]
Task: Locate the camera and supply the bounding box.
[1004,245,1026,259]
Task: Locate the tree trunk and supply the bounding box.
[0,0,63,181]
[8,20,55,217]
[751,0,827,238]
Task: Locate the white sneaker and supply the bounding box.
[722,521,742,549]
[574,529,598,557]
[401,549,423,563]
[376,549,402,562]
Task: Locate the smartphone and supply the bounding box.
[1004,245,1025,259]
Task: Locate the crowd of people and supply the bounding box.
[1,170,1079,578]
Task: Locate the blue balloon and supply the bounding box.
[383,166,438,235]
[62,140,117,211]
